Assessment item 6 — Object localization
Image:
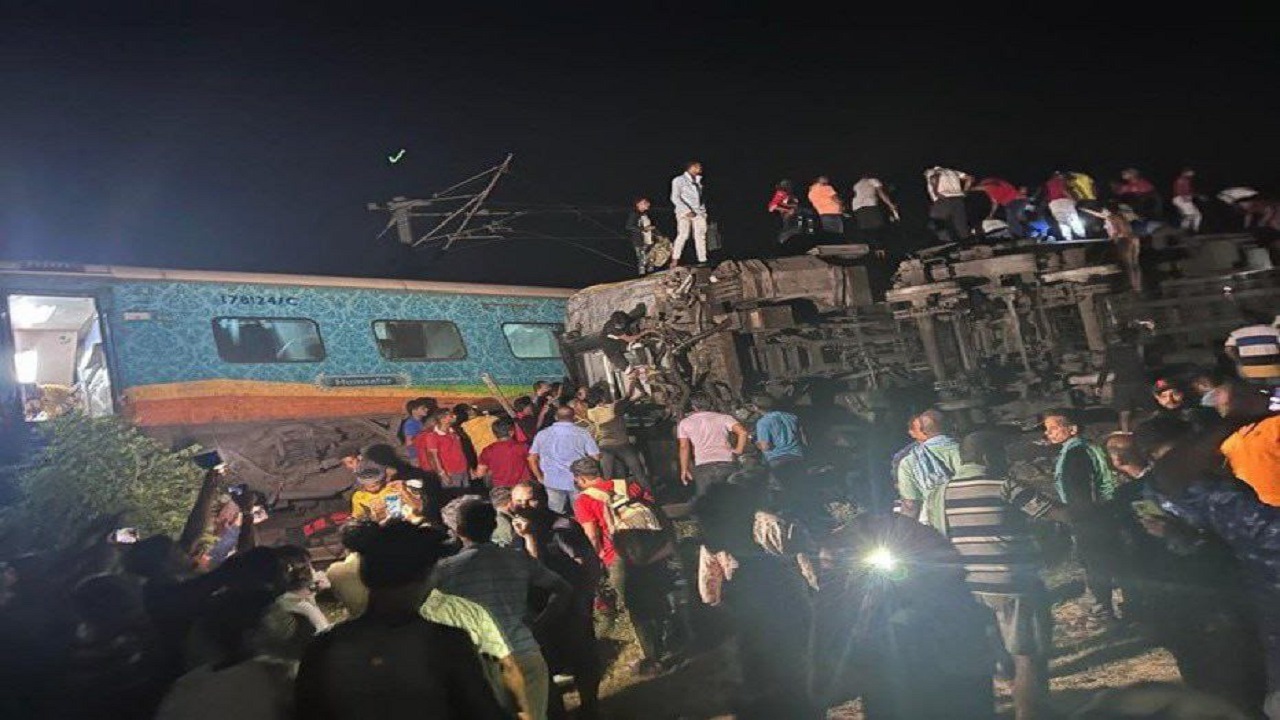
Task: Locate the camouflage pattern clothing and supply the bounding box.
[1158,477,1280,690]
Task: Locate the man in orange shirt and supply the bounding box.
[808,176,844,235]
[1217,381,1280,506]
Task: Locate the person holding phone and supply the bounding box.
[350,460,422,525]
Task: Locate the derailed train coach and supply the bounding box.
[0,261,573,513]
[561,233,1279,432]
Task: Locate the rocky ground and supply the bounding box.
[592,563,1180,719]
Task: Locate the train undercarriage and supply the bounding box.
[561,233,1279,430]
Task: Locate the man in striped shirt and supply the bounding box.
[1225,314,1280,384]
[941,432,1065,720]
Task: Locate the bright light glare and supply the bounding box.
[15,349,38,384]
[10,299,56,328]
[864,546,897,571]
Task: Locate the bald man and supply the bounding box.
[896,410,962,531]
[528,406,601,514]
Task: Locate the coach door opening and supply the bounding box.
[4,294,116,421]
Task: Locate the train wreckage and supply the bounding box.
[561,234,1279,425]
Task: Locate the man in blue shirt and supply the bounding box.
[529,406,601,514]
[399,397,431,450]
[753,395,809,517]
[753,395,805,465]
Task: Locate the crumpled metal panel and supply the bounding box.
[565,270,690,337]
[712,256,859,312]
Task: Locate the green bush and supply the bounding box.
[4,413,204,550]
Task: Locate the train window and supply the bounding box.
[372,320,467,361]
[502,323,562,359]
[212,317,325,363]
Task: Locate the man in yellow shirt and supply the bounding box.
[350,460,423,523]
[1066,171,1097,201]
[1217,382,1280,506]
[462,406,501,458]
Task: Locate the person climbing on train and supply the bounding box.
[767,180,803,244]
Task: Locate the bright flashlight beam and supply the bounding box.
[864,547,897,571]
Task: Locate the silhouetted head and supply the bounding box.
[455,500,497,545]
[72,573,147,635]
[274,545,315,593]
[958,431,1007,474]
[344,520,447,590]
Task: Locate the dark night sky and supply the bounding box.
[2,8,1277,288]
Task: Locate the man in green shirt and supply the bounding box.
[896,410,963,532]
[1044,409,1118,622]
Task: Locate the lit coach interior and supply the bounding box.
[0,262,573,517]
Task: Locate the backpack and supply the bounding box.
[584,480,675,566]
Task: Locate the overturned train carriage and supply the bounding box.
[563,233,1278,423]
[562,254,916,415]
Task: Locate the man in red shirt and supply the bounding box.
[1045,171,1085,241]
[511,396,537,444]
[976,177,1029,238]
[767,179,801,244]
[477,417,533,488]
[413,409,471,489]
[571,457,669,675]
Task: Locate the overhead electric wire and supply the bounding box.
[372,155,638,261]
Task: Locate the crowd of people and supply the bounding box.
[3,308,1280,720]
[768,166,1265,249]
[0,378,677,720]
[623,160,1275,280]
[869,316,1280,719]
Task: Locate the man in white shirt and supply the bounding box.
[924,166,973,244]
[669,161,708,269]
[677,392,750,497]
[849,174,899,241]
